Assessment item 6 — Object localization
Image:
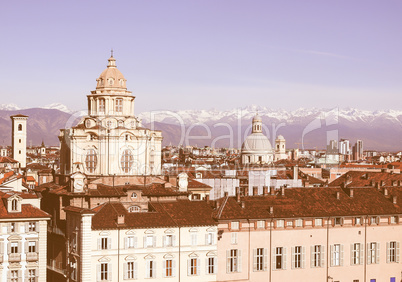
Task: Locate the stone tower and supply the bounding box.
[10,114,28,168]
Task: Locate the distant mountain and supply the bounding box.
[0,104,401,151]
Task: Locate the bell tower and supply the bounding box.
[10,114,28,168]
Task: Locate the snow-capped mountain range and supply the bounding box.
[0,103,401,151]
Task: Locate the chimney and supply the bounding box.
[336,191,340,200]
[384,188,388,196]
[269,206,274,214]
[117,214,125,225]
[216,201,221,209]
[293,166,298,181]
[349,188,354,198]
[392,196,397,204]
[370,180,375,187]
[398,180,402,187]
[341,182,346,189]
[380,180,385,186]
[224,191,228,198]
[270,186,275,195]
[281,186,285,196]
[253,186,258,196]
[244,187,249,196]
[241,201,246,209]
[375,182,380,190]
[263,186,269,196]
[392,180,397,187]
[236,187,240,202]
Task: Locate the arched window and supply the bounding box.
[121,149,133,173]
[18,124,22,131]
[85,149,97,173]
[11,199,18,211]
[128,206,140,213]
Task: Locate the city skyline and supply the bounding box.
[1,0,402,113]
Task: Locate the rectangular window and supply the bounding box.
[10,270,19,282]
[28,269,36,282]
[189,258,198,276]
[100,263,109,281]
[146,260,155,278]
[101,237,109,250]
[11,223,15,233]
[28,241,36,253]
[293,246,302,268]
[275,247,285,270]
[231,221,239,230]
[99,99,105,113]
[387,241,399,263]
[295,219,303,227]
[355,217,362,225]
[126,262,135,279]
[115,98,123,113]
[331,244,341,266]
[334,217,342,226]
[370,216,378,225]
[165,259,173,277]
[312,245,322,267]
[390,216,398,224]
[314,218,323,227]
[11,242,18,253]
[28,222,36,232]
[145,235,154,248]
[207,257,216,274]
[286,221,293,227]
[276,220,284,228]
[165,235,173,247]
[257,220,265,229]
[227,249,240,273]
[126,236,136,249]
[368,242,379,264]
[254,248,265,271]
[352,243,362,265]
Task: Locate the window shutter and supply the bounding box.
[163,260,166,278]
[153,261,156,278]
[205,258,208,275]
[18,241,22,254]
[172,235,176,247]
[395,242,400,263]
[291,247,295,269]
[163,236,166,247]
[7,242,11,254]
[330,245,334,266]
[359,243,363,265]
[124,237,128,249]
[226,250,230,273]
[205,234,208,245]
[25,241,28,254]
[212,234,215,245]
[134,236,137,248]
[214,257,218,274]
[134,262,138,279]
[321,246,325,267]
[350,244,354,265]
[387,242,390,263]
[272,249,276,270]
[108,263,112,281]
[367,243,371,265]
[302,246,306,269]
[310,246,314,267]
[253,249,257,271]
[283,247,287,270]
[123,263,128,279]
[376,243,380,264]
[172,260,176,277]
[196,258,200,275]
[146,261,150,278]
[97,264,100,281]
[340,244,344,266]
[263,248,268,271]
[153,236,156,248]
[25,223,29,233]
[108,238,111,250]
[238,250,242,272]
[98,238,101,250]
[187,259,191,276]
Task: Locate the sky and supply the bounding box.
[1,0,402,113]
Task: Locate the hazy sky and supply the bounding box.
[1,0,401,113]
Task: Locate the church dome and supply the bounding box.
[276,135,285,140]
[96,55,127,90]
[241,133,272,153]
[252,113,262,122]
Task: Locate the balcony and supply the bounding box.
[26,252,38,261]
[9,253,21,262]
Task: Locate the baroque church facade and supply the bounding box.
[59,54,162,177]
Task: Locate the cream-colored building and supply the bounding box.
[65,200,217,282]
[10,114,28,168]
[214,187,401,282]
[0,191,50,282]
[241,114,274,165]
[274,135,288,161]
[59,54,162,178]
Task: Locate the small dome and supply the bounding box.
[96,56,127,90]
[241,133,272,153]
[276,135,285,140]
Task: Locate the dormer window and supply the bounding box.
[108,78,114,85]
